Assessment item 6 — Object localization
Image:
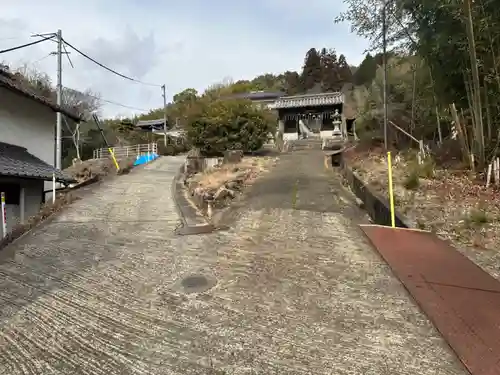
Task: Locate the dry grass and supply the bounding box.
[193,156,275,191]
[64,157,135,182]
[346,146,500,250]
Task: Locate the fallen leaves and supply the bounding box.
[346,147,500,251]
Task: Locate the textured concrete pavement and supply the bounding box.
[0,156,186,375]
[0,152,466,374]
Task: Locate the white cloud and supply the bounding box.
[0,0,370,118]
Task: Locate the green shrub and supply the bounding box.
[403,155,435,190]
[186,99,275,157]
[156,139,189,156]
[173,142,187,154]
[403,170,420,189]
[157,142,176,156]
[465,209,489,227]
[419,156,435,178]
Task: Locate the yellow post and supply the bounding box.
[387,151,396,228]
[108,148,120,171]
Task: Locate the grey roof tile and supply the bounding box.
[269,92,344,109]
[229,91,286,100]
[136,119,167,127]
[0,142,74,183]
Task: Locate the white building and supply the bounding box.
[0,67,80,236]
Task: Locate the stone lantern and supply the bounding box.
[332,109,342,137]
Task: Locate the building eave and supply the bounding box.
[269,92,344,110]
[0,75,84,122]
[0,142,75,183]
[0,172,75,184]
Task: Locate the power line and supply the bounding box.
[62,42,74,68]
[61,38,161,87]
[62,86,149,112]
[20,32,155,113]
[32,34,75,69]
[99,97,149,112]
[32,53,54,65]
[0,36,53,54]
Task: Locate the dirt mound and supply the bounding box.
[64,157,135,183]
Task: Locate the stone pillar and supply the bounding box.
[277,119,285,151]
[342,114,347,138]
[278,119,285,134]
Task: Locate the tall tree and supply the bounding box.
[173,88,198,103]
[337,0,500,166]
[283,71,303,95]
[320,48,340,92]
[338,54,353,84]
[318,48,352,92]
[301,48,322,91]
[353,53,377,86]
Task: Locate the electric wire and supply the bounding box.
[61,86,149,112]
[62,43,74,68]
[32,34,160,89]
[99,97,149,111]
[9,33,158,113]
[61,38,161,87]
[32,34,75,69]
[32,53,54,65]
[0,36,53,54]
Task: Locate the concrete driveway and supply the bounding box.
[0,153,466,375]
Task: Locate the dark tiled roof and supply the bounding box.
[269,92,344,109]
[0,142,74,183]
[0,68,82,122]
[136,119,167,127]
[228,91,286,101]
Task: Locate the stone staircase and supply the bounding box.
[289,137,323,151]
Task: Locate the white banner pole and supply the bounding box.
[1,192,7,238]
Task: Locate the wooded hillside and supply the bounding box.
[339,0,500,169]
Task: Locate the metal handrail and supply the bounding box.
[92,143,158,159]
[389,121,428,159]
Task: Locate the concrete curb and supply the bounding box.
[171,164,219,235]
[339,154,412,228]
[172,165,189,227]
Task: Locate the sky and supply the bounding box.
[0,0,370,118]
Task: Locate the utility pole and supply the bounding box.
[56,29,63,169]
[382,2,389,150]
[161,84,167,146]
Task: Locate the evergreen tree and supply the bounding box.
[284,71,303,95]
[320,48,340,92]
[352,53,377,86]
[301,48,322,91]
[338,54,353,84]
[319,48,352,92]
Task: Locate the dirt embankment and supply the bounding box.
[64,157,136,183]
[184,156,277,216]
[345,146,500,251]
